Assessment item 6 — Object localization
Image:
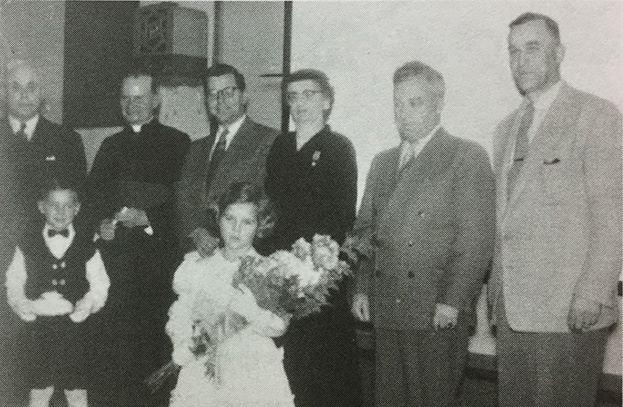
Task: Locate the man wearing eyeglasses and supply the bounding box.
[176,63,278,256]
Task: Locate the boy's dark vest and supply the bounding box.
[20,226,95,305]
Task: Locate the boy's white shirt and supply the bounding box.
[5,223,110,313]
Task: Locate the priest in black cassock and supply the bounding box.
[265,69,361,407]
[84,71,190,407]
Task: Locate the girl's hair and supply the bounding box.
[206,182,276,242]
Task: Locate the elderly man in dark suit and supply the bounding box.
[85,70,190,407]
[352,61,495,407]
[488,13,622,407]
[0,60,86,405]
[176,63,278,256]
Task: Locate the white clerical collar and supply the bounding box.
[217,114,246,148]
[9,114,40,141]
[525,81,562,112]
[130,116,155,133]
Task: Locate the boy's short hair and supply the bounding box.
[38,177,81,202]
[206,182,276,243]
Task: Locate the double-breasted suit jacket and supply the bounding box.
[355,128,496,330]
[176,118,278,241]
[488,83,622,332]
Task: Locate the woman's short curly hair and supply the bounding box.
[206,182,276,244]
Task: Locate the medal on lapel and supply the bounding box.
[312,151,321,167]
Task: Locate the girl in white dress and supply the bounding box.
[166,183,294,407]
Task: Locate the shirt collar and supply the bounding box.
[402,123,440,149]
[9,114,40,140]
[217,114,246,147]
[525,81,562,111]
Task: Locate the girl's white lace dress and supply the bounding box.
[166,249,294,407]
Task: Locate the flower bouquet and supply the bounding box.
[232,234,352,321]
[146,234,351,393]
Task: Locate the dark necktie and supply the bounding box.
[206,129,229,189]
[507,103,535,199]
[15,122,27,141]
[48,229,69,238]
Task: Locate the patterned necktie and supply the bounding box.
[16,122,27,141]
[206,129,229,189]
[507,102,535,199]
[398,141,416,171]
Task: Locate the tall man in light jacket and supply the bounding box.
[352,61,495,407]
[488,12,622,407]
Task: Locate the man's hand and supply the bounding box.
[190,228,219,258]
[433,303,459,330]
[568,297,602,331]
[114,207,150,228]
[352,293,370,322]
[100,219,116,241]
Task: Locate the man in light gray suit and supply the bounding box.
[352,61,495,407]
[488,12,622,407]
[176,64,278,256]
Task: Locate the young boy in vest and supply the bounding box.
[5,177,109,407]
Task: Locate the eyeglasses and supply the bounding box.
[207,86,239,100]
[285,89,323,105]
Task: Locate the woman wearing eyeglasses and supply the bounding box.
[264,69,360,407]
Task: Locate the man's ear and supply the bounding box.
[37,201,46,215]
[555,43,565,66]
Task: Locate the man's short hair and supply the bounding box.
[509,12,561,43]
[282,69,335,118]
[393,61,445,100]
[122,68,159,93]
[205,63,246,92]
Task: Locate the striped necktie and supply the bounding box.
[507,102,535,199]
[15,122,27,141]
[206,129,229,189]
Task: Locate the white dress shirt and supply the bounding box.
[9,114,40,141]
[209,114,246,161]
[525,81,562,143]
[5,224,111,316]
[399,123,440,169]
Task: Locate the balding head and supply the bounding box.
[5,61,42,121]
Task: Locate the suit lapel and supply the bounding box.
[398,128,451,186]
[379,129,452,223]
[505,84,578,214]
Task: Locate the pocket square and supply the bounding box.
[543,158,561,165]
[45,155,57,161]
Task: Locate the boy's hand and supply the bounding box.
[100,219,116,241]
[70,297,93,323]
[13,299,36,322]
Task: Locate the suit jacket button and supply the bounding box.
[418,211,425,217]
[408,241,414,247]
[395,298,401,304]
[408,271,415,278]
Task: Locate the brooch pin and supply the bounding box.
[312,151,321,166]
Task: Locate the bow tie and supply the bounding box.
[47,229,69,238]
